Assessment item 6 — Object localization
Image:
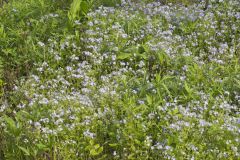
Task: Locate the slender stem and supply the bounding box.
[204,0,209,10]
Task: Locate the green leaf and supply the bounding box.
[184,82,192,95]
[90,145,103,156]
[235,78,240,89]
[90,140,94,145]
[138,45,145,54]
[0,25,6,38]
[81,1,90,15]
[161,83,172,100]
[117,52,131,60]
[68,0,82,21]
[18,146,30,156]
[4,115,16,131]
[172,108,179,115]
[138,54,147,60]
[146,95,152,105]
[109,143,118,147]
[128,153,135,159]
[36,143,47,150]
[94,144,100,149]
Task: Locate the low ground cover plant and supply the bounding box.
[0,0,239,159]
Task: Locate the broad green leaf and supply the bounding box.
[36,143,47,150]
[81,1,89,15]
[117,52,131,60]
[90,140,94,145]
[90,145,103,156]
[138,54,147,60]
[109,143,118,147]
[146,95,152,105]
[18,146,30,156]
[94,144,100,149]
[184,82,192,95]
[4,115,16,131]
[68,0,82,21]
[138,45,145,54]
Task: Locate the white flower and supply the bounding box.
[17,104,25,109]
[54,55,61,61]
[139,61,145,68]
[199,119,211,127]
[138,100,145,105]
[88,21,93,26]
[74,20,81,25]
[0,103,8,112]
[112,55,117,61]
[121,33,128,38]
[66,66,72,72]
[83,129,95,138]
[34,122,41,128]
[37,41,45,47]
[39,98,49,105]
[165,145,172,151]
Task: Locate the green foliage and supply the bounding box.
[68,0,93,22]
[0,0,71,92]
[96,0,121,7]
[0,0,240,159]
